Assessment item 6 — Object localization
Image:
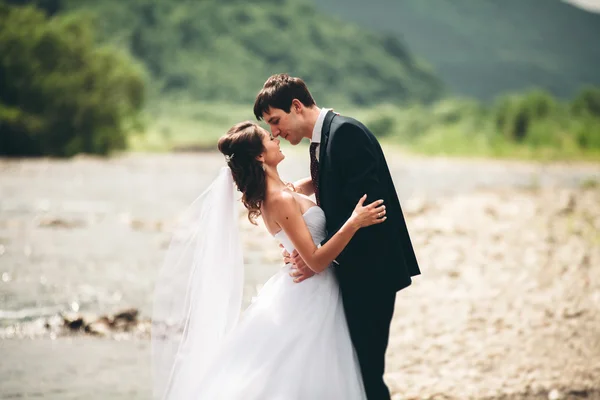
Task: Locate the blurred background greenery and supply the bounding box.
[1,0,599,159]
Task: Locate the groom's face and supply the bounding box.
[262,106,304,146]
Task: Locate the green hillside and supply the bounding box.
[3,0,598,160]
[315,0,600,101]
[11,0,443,106]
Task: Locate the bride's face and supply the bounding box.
[259,129,285,167]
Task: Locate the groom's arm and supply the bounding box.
[320,123,387,264]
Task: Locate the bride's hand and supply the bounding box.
[285,182,297,192]
[350,194,386,229]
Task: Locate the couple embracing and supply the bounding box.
[152,74,421,399]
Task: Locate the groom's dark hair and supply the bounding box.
[253,74,316,120]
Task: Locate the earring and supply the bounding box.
[262,163,266,171]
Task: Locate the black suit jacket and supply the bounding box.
[318,111,420,292]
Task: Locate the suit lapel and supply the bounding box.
[319,110,335,163]
[318,110,336,204]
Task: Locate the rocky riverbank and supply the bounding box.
[1,152,598,399]
[386,186,600,399]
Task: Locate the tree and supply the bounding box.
[572,86,600,118]
[0,3,146,156]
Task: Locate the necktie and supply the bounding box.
[309,142,320,206]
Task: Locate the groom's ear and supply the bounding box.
[291,99,303,114]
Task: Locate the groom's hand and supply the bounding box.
[289,250,316,283]
[280,245,315,283]
[280,244,293,264]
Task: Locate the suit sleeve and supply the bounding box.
[320,123,387,264]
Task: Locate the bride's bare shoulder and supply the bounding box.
[264,189,294,208]
[263,189,300,217]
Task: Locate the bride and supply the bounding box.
[152,121,387,399]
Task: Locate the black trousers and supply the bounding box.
[340,283,397,400]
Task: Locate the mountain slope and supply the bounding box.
[17,0,444,106]
[315,0,600,100]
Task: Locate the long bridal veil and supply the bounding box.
[151,166,244,400]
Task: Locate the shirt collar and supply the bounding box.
[311,108,331,144]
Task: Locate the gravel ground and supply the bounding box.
[386,187,600,399]
[0,151,598,399]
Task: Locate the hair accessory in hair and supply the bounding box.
[224,153,235,163]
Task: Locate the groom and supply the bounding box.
[254,74,420,399]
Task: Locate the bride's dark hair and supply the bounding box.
[218,121,266,225]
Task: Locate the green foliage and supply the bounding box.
[364,105,398,138]
[572,115,600,149]
[3,0,62,15]
[494,90,559,142]
[131,87,600,161]
[4,0,598,161]
[315,0,600,101]
[0,3,146,156]
[55,0,443,106]
[345,87,600,161]
[129,99,258,152]
[571,86,600,118]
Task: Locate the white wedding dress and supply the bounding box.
[181,206,366,399]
